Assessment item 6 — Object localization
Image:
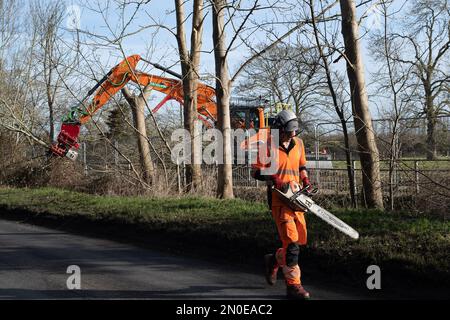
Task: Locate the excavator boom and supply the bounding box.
[51,54,265,160]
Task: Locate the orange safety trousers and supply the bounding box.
[271,193,307,285]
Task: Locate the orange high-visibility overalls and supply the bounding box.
[253,136,308,285]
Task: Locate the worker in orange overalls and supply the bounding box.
[251,110,314,300]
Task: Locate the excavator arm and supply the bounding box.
[51,55,141,159]
[51,55,218,160]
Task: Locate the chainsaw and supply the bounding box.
[274,184,359,240]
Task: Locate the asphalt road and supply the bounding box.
[0,218,365,300]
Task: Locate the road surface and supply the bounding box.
[0,218,364,300]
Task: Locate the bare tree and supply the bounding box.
[174,0,205,192]
[387,0,449,160]
[369,0,420,210]
[64,0,174,189]
[210,0,339,199]
[0,1,51,163]
[211,0,234,198]
[340,0,384,209]
[30,0,71,143]
[0,0,20,54]
[308,0,357,207]
[237,43,322,122]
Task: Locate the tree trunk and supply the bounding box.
[48,100,54,142]
[175,0,203,192]
[181,77,202,191]
[123,87,154,185]
[342,120,357,207]
[425,92,437,160]
[340,0,384,209]
[45,46,55,143]
[212,0,234,199]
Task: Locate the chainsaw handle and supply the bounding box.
[298,185,319,196]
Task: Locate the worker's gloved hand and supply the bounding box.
[270,175,285,190]
[302,177,316,195]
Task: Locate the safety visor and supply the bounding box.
[284,119,299,133]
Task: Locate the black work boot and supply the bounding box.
[286,284,310,300]
[264,254,279,285]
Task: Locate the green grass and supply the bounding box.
[306,208,450,280]
[0,186,272,245]
[0,186,267,218]
[0,186,449,286]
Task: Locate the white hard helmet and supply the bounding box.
[273,110,298,132]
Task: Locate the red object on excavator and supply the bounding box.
[50,123,81,158]
[57,131,79,150]
[50,144,67,158]
[57,124,80,149]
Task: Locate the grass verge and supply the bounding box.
[0,186,448,296]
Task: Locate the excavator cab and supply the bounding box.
[229,97,267,130]
[247,109,261,129]
[229,108,262,130]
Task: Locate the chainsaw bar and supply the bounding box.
[274,186,359,240]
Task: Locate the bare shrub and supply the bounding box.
[233,186,267,203]
[83,173,143,196]
[46,158,87,189]
[1,159,49,187]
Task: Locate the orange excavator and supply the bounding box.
[50,54,269,161]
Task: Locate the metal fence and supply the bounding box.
[76,114,449,210]
[229,160,449,194]
[310,116,450,161]
[79,141,449,197]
